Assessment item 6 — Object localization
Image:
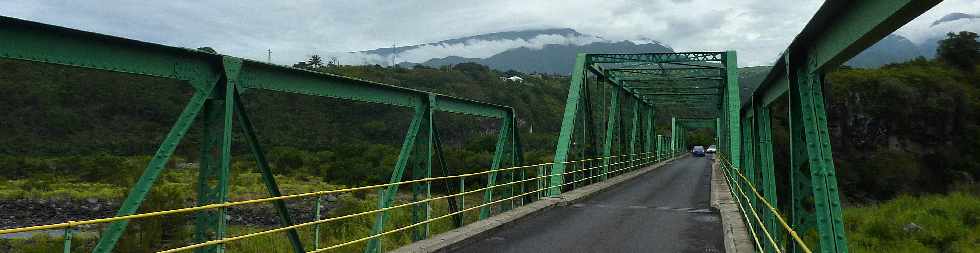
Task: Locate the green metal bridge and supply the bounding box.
[0,0,943,252]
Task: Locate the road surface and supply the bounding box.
[455,155,723,253]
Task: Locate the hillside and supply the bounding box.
[337,28,673,74]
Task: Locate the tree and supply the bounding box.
[307,55,324,69]
[937,31,980,72]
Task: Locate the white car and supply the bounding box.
[706,145,717,153]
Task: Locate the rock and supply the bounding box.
[325,195,338,202]
[903,222,922,233]
[87,198,98,204]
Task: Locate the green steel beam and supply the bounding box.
[550,54,589,196]
[744,0,942,110]
[0,16,514,120]
[0,16,221,90]
[2,14,536,253]
[587,52,725,64]
[722,51,741,168]
[636,92,718,96]
[739,2,941,252]
[481,115,513,219]
[629,99,640,170]
[755,103,780,253]
[365,104,425,253]
[232,89,305,253]
[602,88,621,180]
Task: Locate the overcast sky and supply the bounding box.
[1,0,977,67]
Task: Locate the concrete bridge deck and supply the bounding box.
[455,155,723,253]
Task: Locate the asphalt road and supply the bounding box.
[454,155,723,253]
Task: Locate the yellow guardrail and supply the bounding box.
[717,155,812,253]
[1,150,685,253]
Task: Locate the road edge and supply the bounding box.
[391,155,687,253]
[710,156,755,253]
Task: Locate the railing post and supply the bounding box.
[62,225,72,253]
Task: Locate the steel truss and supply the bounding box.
[737,1,941,253]
[0,16,524,253]
[549,51,739,196]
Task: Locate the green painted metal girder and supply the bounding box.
[582,64,654,107]
[237,62,510,118]
[636,92,717,96]
[549,54,588,196]
[736,2,942,253]
[605,67,721,75]
[233,90,305,253]
[754,104,780,253]
[722,51,741,168]
[625,86,720,90]
[675,118,717,129]
[480,115,513,219]
[601,88,621,181]
[745,0,941,109]
[587,52,725,64]
[603,66,719,71]
[0,16,514,120]
[613,75,723,81]
[1,15,529,253]
[366,103,426,253]
[0,16,221,91]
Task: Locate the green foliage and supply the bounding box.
[827,57,980,200]
[685,128,715,148]
[844,192,980,253]
[937,31,980,72]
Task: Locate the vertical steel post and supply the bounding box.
[716,118,721,147]
[190,58,240,253]
[601,87,620,180]
[314,196,322,250]
[630,99,639,170]
[756,104,779,253]
[481,116,512,219]
[792,57,849,253]
[670,117,676,154]
[232,87,305,253]
[93,80,215,253]
[365,102,426,253]
[62,227,72,253]
[723,51,741,167]
[551,54,589,196]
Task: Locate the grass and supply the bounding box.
[843,192,980,253]
[0,189,507,253]
[0,179,125,200]
[0,154,534,253]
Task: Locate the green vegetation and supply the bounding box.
[828,55,980,200]
[843,192,980,253]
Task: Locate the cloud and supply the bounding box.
[331,33,605,65]
[0,0,976,67]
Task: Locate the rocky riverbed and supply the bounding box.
[0,195,341,234]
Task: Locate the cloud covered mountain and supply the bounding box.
[328,28,673,74]
[846,12,979,68]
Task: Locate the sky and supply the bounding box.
[1,0,977,67]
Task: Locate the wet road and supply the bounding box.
[455,156,723,253]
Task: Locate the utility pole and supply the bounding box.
[267,49,272,63]
[391,42,397,67]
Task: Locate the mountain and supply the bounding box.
[846,12,979,68]
[335,28,674,74]
[417,40,674,74]
[846,35,927,68]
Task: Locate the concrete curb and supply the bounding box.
[710,157,755,253]
[391,155,687,253]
